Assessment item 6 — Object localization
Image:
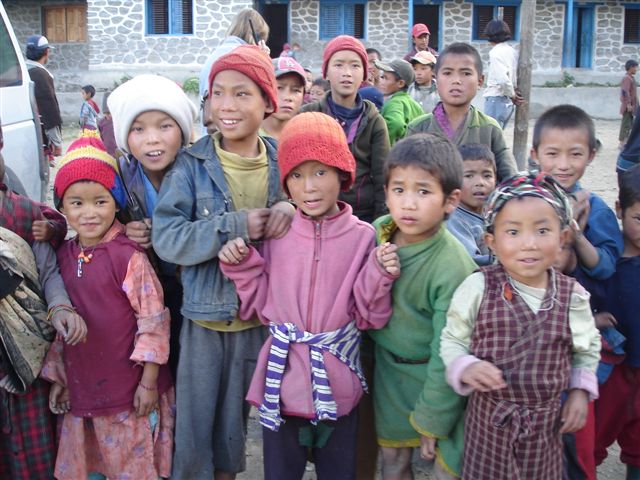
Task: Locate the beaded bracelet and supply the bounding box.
[47,304,76,321]
[138,382,158,391]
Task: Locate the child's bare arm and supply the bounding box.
[49,383,71,415]
[264,201,295,239]
[571,220,600,270]
[420,435,437,461]
[218,237,249,264]
[32,219,54,242]
[460,360,507,392]
[560,389,589,433]
[134,362,159,417]
[375,242,401,277]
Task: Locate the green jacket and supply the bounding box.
[381,90,424,145]
[407,105,517,181]
[301,94,390,222]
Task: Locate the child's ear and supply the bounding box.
[398,79,406,89]
[530,147,539,167]
[615,200,623,220]
[559,226,571,250]
[484,231,495,252]
[477,74,485,88]
[444,188,461,214]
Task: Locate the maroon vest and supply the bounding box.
[57,232,171,417]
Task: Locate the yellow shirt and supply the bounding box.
[193,132,268,332]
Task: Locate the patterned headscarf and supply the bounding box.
[483,171,573,233]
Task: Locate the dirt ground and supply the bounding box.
[56,118,626,479]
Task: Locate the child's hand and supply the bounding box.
[419,435,437,461]
[461,360,507,392]
[264,201,295,239]
[125,219,152,249]
[594,311,617,329]
[560,389,589,433]
[376,242,401,276]
[571,190,591,232]
[51,308,88,345]
[247,208,271,240]
[134,383,159,417]
[32,219,54,242]
[49,383,71,415]
[218,237,249,264]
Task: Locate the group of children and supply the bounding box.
[0,26,638,480]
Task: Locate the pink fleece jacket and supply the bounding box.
[220,202,396,419]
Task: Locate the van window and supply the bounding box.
[0,15,22,87]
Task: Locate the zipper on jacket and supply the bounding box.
[306,221,322,325]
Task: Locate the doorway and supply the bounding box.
[413,3,441,52]
[257,1,289,58]
[562,5,594,68]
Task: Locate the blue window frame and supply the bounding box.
[319,0,366,40]
[624,4,640,44]
[146,0,193,35]
[469,1,520,41]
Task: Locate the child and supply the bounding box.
[219,112,399,479]
[107,73,198,378]
[374,58,424,145]
[302,35,390,223]
[532,105,624,282]
[441,172,601,480]
[447,143,496,266]
[620,59,639,148]
[403,23,438,62]
[593,164,640,480]
[408,50,440,114]
[42,130,174,480]
[369,133,477,479]
[366,47,382,87]
[97,91,117,157]
[483,20,521,129]
[309,77,330,103]
[407,43,517,182]
[152,45,295,479]
[79,84,100,129]
[0,126,86,480]
[261,56,306,141]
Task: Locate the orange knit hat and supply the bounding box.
[322,35,368,78]
[278,112,356,195]
[208,45,278,118]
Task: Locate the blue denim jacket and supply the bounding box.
[152,134,281,321]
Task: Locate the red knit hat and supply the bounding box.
[53,128,126,209]
[278,112,356,195]
[208,45,278,117]
[322,35,368,78]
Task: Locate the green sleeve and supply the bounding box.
[381,100,407,145]
[406,113,432,136]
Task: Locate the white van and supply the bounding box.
[0,3,48,201]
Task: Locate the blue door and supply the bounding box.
[562,5,594,68]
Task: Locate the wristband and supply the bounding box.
[138,382,158,391]
[47,304,76,321]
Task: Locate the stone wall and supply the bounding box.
[531,1,564,72]
[594,4,639,74]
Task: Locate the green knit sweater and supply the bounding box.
[380,90,424,145]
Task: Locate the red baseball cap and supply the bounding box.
[412,24,430,37]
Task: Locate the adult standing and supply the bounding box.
[25,35,62,162]
[403,23,438,62]
[483,20,522,129]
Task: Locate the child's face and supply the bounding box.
[460,159,496,214]
[413,63,434,86]
[210,69,274,148]
[630,66,638,76]
[385,165,459,245]
[531,127,595,191]
[436,54,483,108]
[378,72,404,96]
[325,50,365,103]
[127,110,182,178]
[413,33,430,52]
[272,74,305,122]
[305,71,313,93]
[61,181,117,247]
[367,52,381,84]
[81,89,91,101]
[286,160,341,220]
[485,196,566,289]
[617,200,640,257]
[309,85,326,103]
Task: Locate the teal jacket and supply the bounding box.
[381,90,424,145]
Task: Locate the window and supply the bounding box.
[146,0,193,35]
[0,14,21,87]
[320,1,366,40]
[624,6,640,44]
[472,2,520,41]
[43,5,87,43]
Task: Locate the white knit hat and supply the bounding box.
[107,74,198,154]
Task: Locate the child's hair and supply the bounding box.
[435,42,483,77]
[82,85,96,98]
[312,77,331,91]
[483,172,573,233]
[532,104,597,152]
[366,47,381,59]
[625,59,639,71]
[226,8,269,45]
[458,143,496,171]
[483,20,512,43]
[619,163,640,212]
[384,133,463,196]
